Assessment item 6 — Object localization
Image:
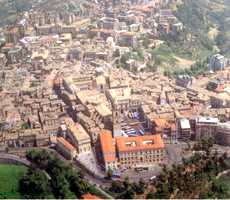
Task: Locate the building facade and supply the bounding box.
[116,134,165,169]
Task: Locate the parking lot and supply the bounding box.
[121,164,162,182]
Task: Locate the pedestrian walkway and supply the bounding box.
[77,151,105,178]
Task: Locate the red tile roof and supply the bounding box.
[82,193,102,199]
[116,134,164,153]
[99,129,116,163]
[57,137,75,151]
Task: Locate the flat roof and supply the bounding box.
[95,104,112,117]
[218,122,230,130]
[65,118,90,142]
[108,87,131,103]
[180,118,190,129]
[196,116,219,124]
[71,123,90,142]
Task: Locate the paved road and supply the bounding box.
[72,162,113,198]
[0,153,31,166]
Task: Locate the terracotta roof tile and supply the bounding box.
[99,129,116,162]
[82,193,102,199]
[116,134,164,152]
[57,137,75,151]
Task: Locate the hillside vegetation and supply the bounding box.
[0,0,34,26]
[169,0,230,58]
[156,0,230,77]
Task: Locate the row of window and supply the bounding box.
[120,158,163,165]
[120,150,164,158]
[120,154,164,161]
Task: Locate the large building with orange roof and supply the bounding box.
[116,134,165,169]
[99,129,117,171]
[99,129,165,170]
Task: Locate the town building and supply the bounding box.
[209,54,227,71]
[178,118,191,140]
[99,130,165,171]
[65,118,92,155]
[99,129,117,171]
[215,122,230,146]
[116,134,165,169]
[56,136,77,160]
[195,117,219,140]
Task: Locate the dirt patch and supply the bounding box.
[208,27,219,40]
[174,56,195,69]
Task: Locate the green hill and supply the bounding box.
[169,0,230,58]
[0,0,33,26]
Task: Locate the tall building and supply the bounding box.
[107,87,131,137]
[178,118,191,140]
[195,117,219,140]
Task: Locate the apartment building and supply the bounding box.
[178,118,191,140]
[65,118,92,154]
[216,122,230,146]
[195,117,219,140]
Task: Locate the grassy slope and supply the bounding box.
[0,164,27,198]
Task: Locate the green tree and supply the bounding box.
[110,181,124,193]
[106,167,113,179]
[146,192,154,199]
[24,150,91,199]
[123,176,131,188]
[19,168,54,199]
[51,174,75,199]
[119,187,135,199]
